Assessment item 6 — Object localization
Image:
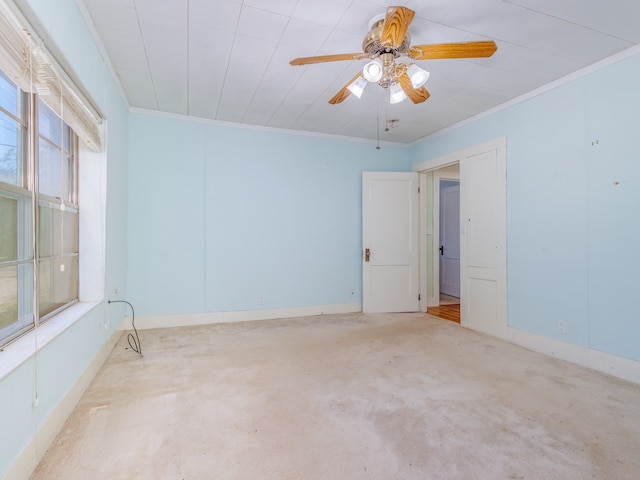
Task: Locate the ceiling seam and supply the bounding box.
[213,2,245,120]
[239,9,293,126]
[131,0,159,110]
[502,0,635,43]
[72,0,130,109]
[285,0,359,131]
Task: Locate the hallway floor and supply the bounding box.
[31,313,640,479]
[426,294,461,322]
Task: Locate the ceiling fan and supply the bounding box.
[290,6,497,105]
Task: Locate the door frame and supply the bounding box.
[433,167,460,306]
[413,137,506,336]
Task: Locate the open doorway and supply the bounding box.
[429,166,461,322]
[415,137,507,339]
[436,179,460,322]
[439,180,460,300]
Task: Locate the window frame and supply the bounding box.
[0,69,29,189]
[0,71,80,348]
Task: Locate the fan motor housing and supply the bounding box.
[362,18,411,58]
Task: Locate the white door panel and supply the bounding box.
[468,266,498,281]
[460,148,507,338]
[467,157,498,269]
[363,172,419,313]
[468,277,498,331]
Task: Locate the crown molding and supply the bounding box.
[129,107,410,148]
[410,43,640,147]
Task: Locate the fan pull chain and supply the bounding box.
[376,97,380,150]
[385,97,389,131]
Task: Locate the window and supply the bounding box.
[0,69,79,346]
[38,99,79,319]
[0,2,102,348]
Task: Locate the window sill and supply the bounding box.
[0,300,102,381]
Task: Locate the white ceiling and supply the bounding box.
[80,0,640,144]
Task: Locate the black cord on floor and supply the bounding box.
[108,300,142,355]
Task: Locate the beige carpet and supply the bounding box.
[31,313,640,479]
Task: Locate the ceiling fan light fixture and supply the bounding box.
[407,63,430,89]
[347,75,367,98]
[289,5,498,107]
[389,82,407,104]
[362,58,383,82]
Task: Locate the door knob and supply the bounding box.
[365,248,371,262]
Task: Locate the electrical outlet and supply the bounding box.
[258,296,264,305]
[114,287,120,294]
[557,320,567,335]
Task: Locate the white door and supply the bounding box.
[362,172,419,313]
[439,183,460,297]
[460,149,507,338]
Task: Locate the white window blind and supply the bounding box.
[0,0,102,151]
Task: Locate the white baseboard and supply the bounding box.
[4,327,123,480]
[507,327,640,385]
[121,303,363,331]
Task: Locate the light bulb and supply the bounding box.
[346,75,367,98]
[407,64,430,89]
[389,82,407,104]
[362,58,383,82]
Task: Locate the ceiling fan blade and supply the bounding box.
[329,72,364,105]
[380,6,415,48]
[397,73,430,104]
[290,52,370,66]
[410,40,497,60]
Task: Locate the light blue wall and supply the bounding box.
[128,113,410,315]
[409,51,640,362]
[0,0,129,477]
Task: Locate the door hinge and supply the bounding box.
[418,294,421,301]
[418,187,420,194]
